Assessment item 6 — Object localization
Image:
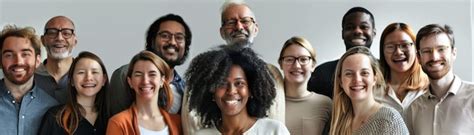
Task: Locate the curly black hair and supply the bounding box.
[185,45,276,127]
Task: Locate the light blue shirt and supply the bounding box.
[0,79,59,135]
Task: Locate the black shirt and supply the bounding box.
[38,105,107,135]
[307,60,339,99]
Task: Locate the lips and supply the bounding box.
[81,83,97,88]
[392,57,408,63]
[351,38,366,45]
[427,61,445,70]
[350,85,366,91]
[223,98,241,106]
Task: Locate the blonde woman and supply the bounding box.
[377,22,429,115]
[278,37,331,135]
[330,46,408,135]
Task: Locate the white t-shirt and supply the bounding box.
[195,118,290,135]
[139,125,169,135]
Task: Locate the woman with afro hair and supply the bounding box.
[186,46,289,135]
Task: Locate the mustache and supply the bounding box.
[230,29,248,38]
[8,64,28,70]
[163,44,179,51]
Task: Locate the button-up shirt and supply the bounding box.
[34,61,69,104]
[0,79,59,135]
[406,75,474,135]
[375,85,426,116]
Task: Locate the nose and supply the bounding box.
[353,74,362,82]
[293,60,302,68]
[394,46,403,54]
[13,54,24,65]
[85,71,93,80]
[235,21,244,30]
[55,32,65,40]
[430,49,441,60]
[226,84,238,95]
[169,35,177,45]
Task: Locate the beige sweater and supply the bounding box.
[285,92,332,135]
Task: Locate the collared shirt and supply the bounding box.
[0,79,59,135]
[109,64,185,115]
[34,60,69,104]
[375,85,426,116]
[406,75,474,135]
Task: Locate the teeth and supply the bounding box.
[225,100,239,105]
[82,84,97,88]
[350,86,364,91]
[351,39,365,43]
[13,68,25,72]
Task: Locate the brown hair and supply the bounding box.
[0,24,42,65]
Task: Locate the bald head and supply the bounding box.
[219,1,259,47]
[44,16,75,30]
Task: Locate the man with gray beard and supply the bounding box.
[35,16,77,104]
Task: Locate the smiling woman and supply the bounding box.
[186,45,289,135]
[39,51,110,135]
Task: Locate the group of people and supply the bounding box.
[0,0,472,135]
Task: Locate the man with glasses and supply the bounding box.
[109,14,192,116]
[35,16,77,103]
[405,24,474,135]
[307,7,376,99]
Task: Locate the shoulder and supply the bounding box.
[111,64,129,77]
[108,107,134,126]
[34,86,59,104]
[251,118,289,132]
[314,60,338,73]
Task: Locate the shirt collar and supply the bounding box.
[425,75,462,99]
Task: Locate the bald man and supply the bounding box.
[35,16,78,104]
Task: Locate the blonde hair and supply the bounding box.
[330,46,385,135]
[278,36,317,67]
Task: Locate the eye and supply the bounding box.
[3,53,12,58]
[234,80,247,88]
[361,71,370,76]
[343,71,353,77]
[133,72,143,77]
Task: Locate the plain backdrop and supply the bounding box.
[1,0,473,81]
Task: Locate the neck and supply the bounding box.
[284,80,310,98]
[77,95,96,111]
[389,69,409,86]
[45,57,73,82]
[4,77,35,102]
[351,97,378,117]
[429,71,455,98]
[136,96,161,117]
[220,109,256,134]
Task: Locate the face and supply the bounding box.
[73,58,106,98]
[383,30,416,74]
[220,4,259,46]
[340,54,376,102]
[214,65,249,117]
[1,37,40,85]
[154,21,186,67]
[41,17,77,60]
[418,33,456,80]
[280,44,314,84]
[127,60,165,101]
[342,12,376,50]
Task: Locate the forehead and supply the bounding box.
[75,58,101,69]
[384,30,413,43]
[419,33,451,48]
[2,37,33,52]
[228,65,246,79]
[343,12,373,26]
[45,17,74,29]
[158,20,185,33]
[222,4,254,20]
[133,60,158,71]
[342,54,372,70]
[283,44,310,56]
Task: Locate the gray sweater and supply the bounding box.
[353,106,409,135]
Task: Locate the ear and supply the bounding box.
[127,77,132,89]
[35,55,41,69]
[219,27,226,40]
[253,23,259,36]
[452,47,457,60]
[372,28,377,37]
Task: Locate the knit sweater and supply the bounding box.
[353,106,408,135]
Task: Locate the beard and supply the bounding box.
[422,60,451,80]
[2,64,35,85]
[46,46,72,59]
[153,44,187,68]
[224,29,254,47]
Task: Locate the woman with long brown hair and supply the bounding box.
[39,51,110,135]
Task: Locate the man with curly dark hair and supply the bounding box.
[109,13,192,116]
[186,45,289,134]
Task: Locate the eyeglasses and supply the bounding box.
[222,17,255,28]
[384,42,413,53]
[44,28,75,39]
[157,31,186,44]
[419,46,451,56]
[280,56,312,65]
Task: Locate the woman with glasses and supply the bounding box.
[187,46,289,135]
[278,37,331,135]
[377,23,429,115]
[106,51,181,135]
[39,51,110,135]
[330,46,408,135]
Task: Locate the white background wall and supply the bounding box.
[1,0,472,81]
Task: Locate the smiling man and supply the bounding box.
[307,7,376,99]
[35,16,78,104]
[0,25,58,135]
[406,24,474,135]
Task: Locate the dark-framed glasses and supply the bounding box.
[384,42,413,53]
[280,56,312,65]
[157,31,186,44]
[222,17,255,28]
[419,45,451,56]
[44,28,75,39]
